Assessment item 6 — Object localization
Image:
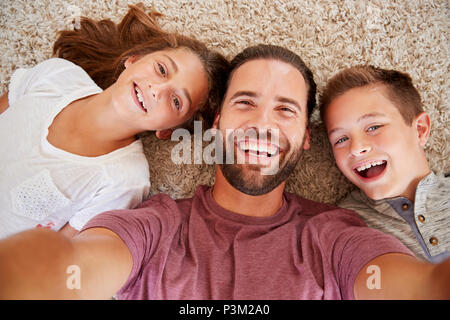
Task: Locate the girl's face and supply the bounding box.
[112,47,208,135]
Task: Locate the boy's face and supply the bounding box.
[324,85,430,200]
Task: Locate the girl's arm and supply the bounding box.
[0,227,132,299]
[0,91,8,115]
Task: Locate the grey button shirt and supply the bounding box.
[339,172,449,263]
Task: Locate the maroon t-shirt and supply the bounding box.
[82,185,413,299]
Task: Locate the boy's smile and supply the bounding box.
[353,159,387,180]
[325,85,430,201]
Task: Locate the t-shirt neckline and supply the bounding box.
[41,94,142,163]
[202,185,291,225]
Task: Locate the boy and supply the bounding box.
[320,66,449,263]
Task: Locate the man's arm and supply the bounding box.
[354,253,450,299]
[0,227,132,299]
[0,91,9,115]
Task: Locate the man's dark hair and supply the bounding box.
[226,44,316,119]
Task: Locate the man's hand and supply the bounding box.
[354,253,450,299]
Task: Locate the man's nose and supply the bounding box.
[243,106,280,142]
[248,105,275,131]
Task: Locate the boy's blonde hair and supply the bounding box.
[319,66,423,126]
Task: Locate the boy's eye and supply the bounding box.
[367,125,381,132]
[335,137,348,145]
[157,63,167,77]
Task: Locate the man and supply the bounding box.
[0,45,448,299]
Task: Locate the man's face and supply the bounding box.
[215,59,310,196]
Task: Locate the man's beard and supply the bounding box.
[218,129,306,196]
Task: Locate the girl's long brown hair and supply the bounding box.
[53,3,229,130]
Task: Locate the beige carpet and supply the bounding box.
[1,0,448,204]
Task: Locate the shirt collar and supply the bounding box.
[355,171,436,216]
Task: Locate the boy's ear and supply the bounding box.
[415,112,431,148]
[156,129,173,140]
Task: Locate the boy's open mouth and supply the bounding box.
[354,160,387,179]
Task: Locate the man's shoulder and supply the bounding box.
[337,189,370,209]
[284,193,372,241]
[136,192,186,210]
[285,191,360,219]
[135,185,207,213]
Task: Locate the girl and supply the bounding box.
[0,4,229,238]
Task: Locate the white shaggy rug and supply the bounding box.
[1,0,448,204]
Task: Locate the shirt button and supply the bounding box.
[402,203,410,210]
[418,215,425,223]
[429,237,438,246]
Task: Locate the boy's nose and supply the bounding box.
[350,139,371,156]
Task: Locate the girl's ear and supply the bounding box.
[415,112,431,148]
[155,129,173,140]
[124,55,137,69]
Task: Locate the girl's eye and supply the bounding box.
[172,96,181,110]
[157,63,167,77]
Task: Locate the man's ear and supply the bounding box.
[210,113,221,134]
[302,127,311,151]
[414,112,431,148]
[156,129,173,140]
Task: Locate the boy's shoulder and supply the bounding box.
[337,188,373,210]
[423,172,449,204]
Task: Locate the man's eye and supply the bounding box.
[158,63,167,77]
[234,100,253,109]
[280,107,295,114]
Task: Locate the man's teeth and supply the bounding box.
[238,141,278,157]
[356,160,385,172]
[134,85,148,112]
